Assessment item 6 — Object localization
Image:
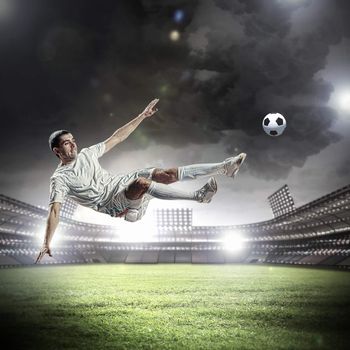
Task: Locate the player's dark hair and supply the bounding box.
[48,130,70,157]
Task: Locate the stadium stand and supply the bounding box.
[0,183,349,269]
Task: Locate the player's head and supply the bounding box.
[48,130,78,162]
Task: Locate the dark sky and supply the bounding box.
[1,0,350,225]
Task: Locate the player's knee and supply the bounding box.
[152,168,178,184]
[132,177,151,192]
[125,177,151,199]
[165,168,178,183]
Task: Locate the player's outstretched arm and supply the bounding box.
[35,202,61,264]
[103,98,159,153]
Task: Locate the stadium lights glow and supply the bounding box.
[222,232,245,251]
[73,205,118,226]
[117,221,156,243]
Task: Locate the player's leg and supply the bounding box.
[125,177,217,203]
[113,173,217,222]
[176,153,247,181]
[150,153,246,184]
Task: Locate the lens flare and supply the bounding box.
[169,30,180,42]
[174,9,185,23]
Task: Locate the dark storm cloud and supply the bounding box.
[178,0,350,179]
[68,0,348,179]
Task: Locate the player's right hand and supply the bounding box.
[35,245,52,264]
[141,98,159,118]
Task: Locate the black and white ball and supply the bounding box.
[262,113,287,137]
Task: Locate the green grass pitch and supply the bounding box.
[0,264,349,349]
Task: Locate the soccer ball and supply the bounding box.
[262,113,287,137]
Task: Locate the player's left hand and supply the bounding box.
[141,98,159,118]
[35,245,52,264]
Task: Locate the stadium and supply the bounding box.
[1,184,350,268]
[1,184,349,349]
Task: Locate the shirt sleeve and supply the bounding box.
[86,142,106,159]
[49,176,69,205]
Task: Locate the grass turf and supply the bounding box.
[0,264,349,350]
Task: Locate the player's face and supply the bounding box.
[57,133,78,161]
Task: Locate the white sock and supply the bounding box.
[177,161,225,181]
[147,181,198,201]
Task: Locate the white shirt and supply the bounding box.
[49,142,123,212]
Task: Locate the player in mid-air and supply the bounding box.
[35,99,246,263]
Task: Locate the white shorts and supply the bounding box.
[104,167,155,221]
